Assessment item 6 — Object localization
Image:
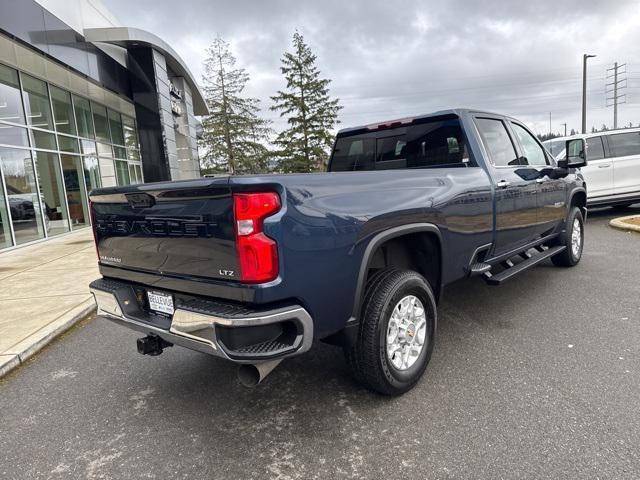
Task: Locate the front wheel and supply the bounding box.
[551,206,584,267]
[344,268,437,395]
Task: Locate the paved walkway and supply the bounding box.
[0,229,98,377]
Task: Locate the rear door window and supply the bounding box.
[585,136,605,160]
[474,118,519,167]
[330,118,469,171]
[606,132,640,157]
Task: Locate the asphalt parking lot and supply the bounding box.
[1,206,639,480]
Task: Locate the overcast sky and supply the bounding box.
[103,0,640,136]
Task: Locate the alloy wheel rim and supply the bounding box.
[386,295,427,371]
[571,218,582,257]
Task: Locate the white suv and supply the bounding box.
[544,129,640,208]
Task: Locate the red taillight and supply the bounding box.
[233,192,281,283]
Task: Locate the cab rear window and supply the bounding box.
[330,118,470,171]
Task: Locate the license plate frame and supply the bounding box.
[147,290,175,315]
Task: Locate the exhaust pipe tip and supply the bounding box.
[237,359,283,387]
[237,364,261,387]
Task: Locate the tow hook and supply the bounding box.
[137,335,173,356]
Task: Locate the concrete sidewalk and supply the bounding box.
[0,229,98,377]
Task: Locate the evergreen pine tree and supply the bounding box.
[271,32,342,172]
[199,37,272,174]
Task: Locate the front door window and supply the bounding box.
[511,124,548,166]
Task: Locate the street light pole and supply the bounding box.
[582,53,596,134]
[561,123,567,136]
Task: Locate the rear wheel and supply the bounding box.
[344,268,437,395]
[551,206,584,267]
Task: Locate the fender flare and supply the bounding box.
[567,187,587,219]
[568,187,587,206]
[348,223,443,324]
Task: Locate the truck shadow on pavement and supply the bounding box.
[132,261,564,420]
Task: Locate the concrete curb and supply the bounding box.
[609,215,640,233]
[0,299,96,379]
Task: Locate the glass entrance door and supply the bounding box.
[60,154,89,227]
[33,151,70,236]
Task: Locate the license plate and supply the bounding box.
[147,291,174,315]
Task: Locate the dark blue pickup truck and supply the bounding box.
[89,109,588,395]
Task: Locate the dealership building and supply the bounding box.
[0,0,207,251]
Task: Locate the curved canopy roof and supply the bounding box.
[83,27,208,115]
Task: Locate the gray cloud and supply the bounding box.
[103,0,640,134]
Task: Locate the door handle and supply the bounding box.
[597,164,611,168]
[535,178,546,184]
[496,180,510,188]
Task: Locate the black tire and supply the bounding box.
[344,268,437,395]
[551,206,584,267]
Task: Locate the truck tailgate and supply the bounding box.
[90,181,239,282]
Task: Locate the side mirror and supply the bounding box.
[559,138,587,168]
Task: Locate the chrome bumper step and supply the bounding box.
[89,278,313,363]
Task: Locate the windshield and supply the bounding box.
[330,118,469,171]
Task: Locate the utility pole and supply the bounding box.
[582,54,596,134]
[606,62,627,129]
[561,123,567,136]
[549,112,552,137]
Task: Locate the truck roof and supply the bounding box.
[336,108,511,137]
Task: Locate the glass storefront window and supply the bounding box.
[0,161,13,249]
[126,148,140,161]
[0,124,29,147]
[73,95,94,139]
[82,155,101,193]
[96,142,113,158]
[122,115,139,150]
[57,135,80,154]
[115,159,130,185]
[128,163,144,184]
[108,109,125,145]
[92,104,110,143]
[33,151,69,236]
[21,74,54,130]
[0,62,142,251]
[50,86,76,136]
[0,177,11,248]
[31,130,57,150]
[80,139,96,156]
[0,64,26,124]
[60,154,89,227]
[0,147,45,244]
[98,158,116,187]
[113,146,127,160]
[128,164,138,184]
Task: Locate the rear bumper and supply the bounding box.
[90,278,313,363]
